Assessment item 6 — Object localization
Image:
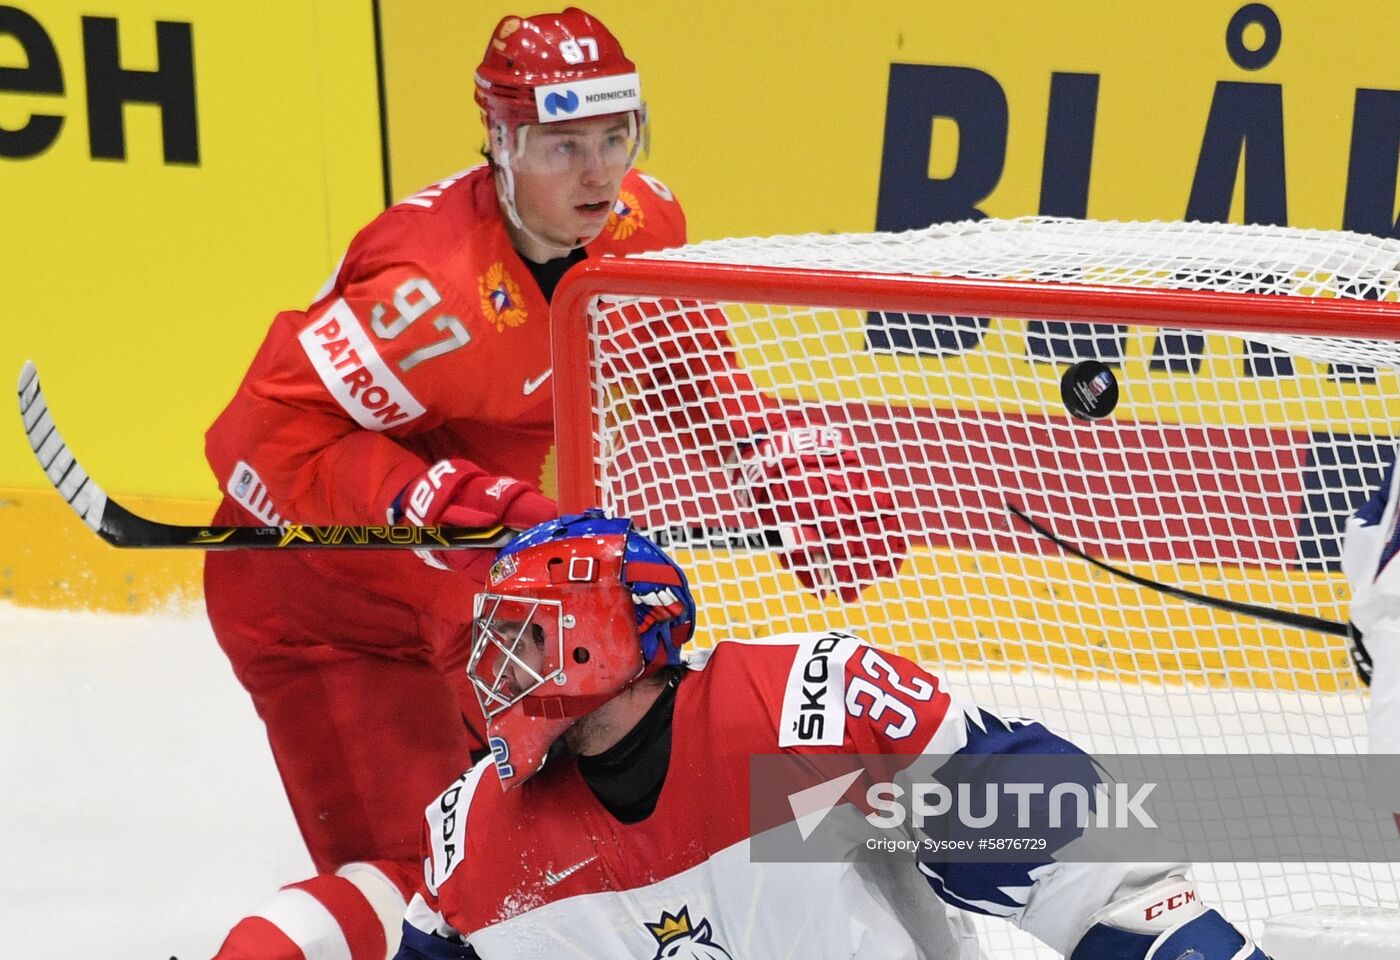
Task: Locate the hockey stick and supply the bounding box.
[17,361,784,552]
[16,361,513,550]
[1005,500,1351,638]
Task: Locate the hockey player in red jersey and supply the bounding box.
[395,511,1273,960]
[203,8,904,959]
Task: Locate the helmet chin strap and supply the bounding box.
[522,690,613,719]
[519,652,668,719]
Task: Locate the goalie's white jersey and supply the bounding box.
[396,633,1181,959]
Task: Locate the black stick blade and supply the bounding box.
[1005,500,1349,639]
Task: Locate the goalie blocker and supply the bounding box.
[1071,876,1269,959]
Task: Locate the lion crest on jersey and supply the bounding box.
[644,906,732,960]
[478,262,528,332]
[607,190,644,241]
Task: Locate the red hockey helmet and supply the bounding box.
[469,511,694,788]
[474,8,644,129]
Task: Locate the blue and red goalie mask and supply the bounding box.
[468,511,695,788]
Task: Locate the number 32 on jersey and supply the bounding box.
[778,632,944,748]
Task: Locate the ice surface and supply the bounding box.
[0,603,310,959]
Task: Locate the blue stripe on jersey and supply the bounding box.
[915,708,1100,920]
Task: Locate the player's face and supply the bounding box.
[510,114,637,249]
[494,620,549,698]
[468,595,565,719]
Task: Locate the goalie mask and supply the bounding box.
[474,8,647,236]
[469,510,694,788]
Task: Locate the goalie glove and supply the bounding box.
[728,424,907,602]
[1069,876,1270,960]
[392,459,557,579]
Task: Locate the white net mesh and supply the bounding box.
[572,217,1400,957]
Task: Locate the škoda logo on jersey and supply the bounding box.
[607,189,644,240]
[779,633,860,747]
[643,906,732,960]
[478,262,528,332]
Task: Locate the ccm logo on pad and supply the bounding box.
[1144,888,1197,922]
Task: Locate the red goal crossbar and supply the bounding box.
[550,256,1400,512]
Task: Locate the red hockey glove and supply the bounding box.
[394,459,557,579]
[730,426,907,602]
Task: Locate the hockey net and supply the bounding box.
[550,217,1400,957]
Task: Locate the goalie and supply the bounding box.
[394,512,1270,960]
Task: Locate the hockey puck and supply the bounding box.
[1060,360,1119,421]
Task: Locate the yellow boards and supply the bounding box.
[0,1,385,498]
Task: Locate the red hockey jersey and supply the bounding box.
[206,165,762,624]
[398,634,1179,959]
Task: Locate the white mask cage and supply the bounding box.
[468,593,566,719]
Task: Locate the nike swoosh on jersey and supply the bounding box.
[543,856,597,886]
[523,369,553,396]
